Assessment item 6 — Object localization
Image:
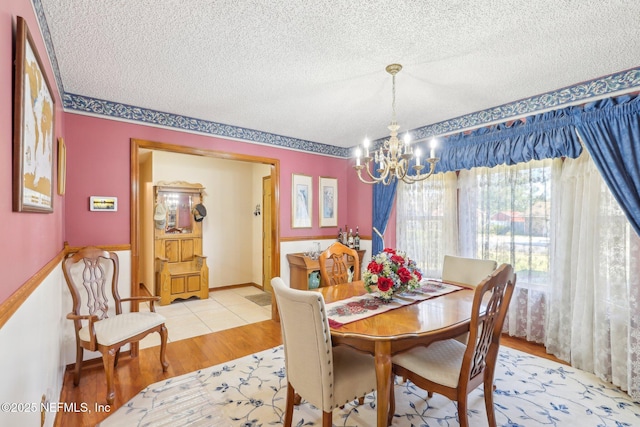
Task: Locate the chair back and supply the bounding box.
[271,277,334,410]
[442,255,497,287]
[63,247,121,330]
[318,242,360,286]
[461,263,515,387]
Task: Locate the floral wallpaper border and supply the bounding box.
[32,0,640,158]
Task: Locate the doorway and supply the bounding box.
[130,139,280,309]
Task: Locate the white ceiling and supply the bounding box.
[40,0,640,149]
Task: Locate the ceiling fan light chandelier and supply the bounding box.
[354,64,439,185]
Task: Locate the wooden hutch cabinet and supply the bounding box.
[154,182,209,305]
[286,250,366,290]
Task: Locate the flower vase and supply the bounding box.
[308,271,320,289]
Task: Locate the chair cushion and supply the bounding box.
[332,346,377,407]
[79,312,166,346]
[392,339,466,388]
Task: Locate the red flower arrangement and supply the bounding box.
[363,248,422,302]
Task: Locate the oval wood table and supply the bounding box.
[316,281,475,427]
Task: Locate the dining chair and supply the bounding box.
[271,277,376,427]
[442,255,497,287]
[442,255,498,344]
[318,242,360,286]
[389,263,516,427]
[63,246,169,404]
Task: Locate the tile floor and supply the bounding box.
[139,286,272,349]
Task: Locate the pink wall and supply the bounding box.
[0,0,374,307]
[1,2,66,304]
[64,113,373,246]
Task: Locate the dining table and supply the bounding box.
[316,280,476,427]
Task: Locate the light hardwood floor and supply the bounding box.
[54,318,565,427]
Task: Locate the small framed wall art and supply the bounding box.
[90,196,118,212]
[291,173,312,228]
[319,176,337,227]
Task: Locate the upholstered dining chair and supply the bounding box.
[442,255,498,344]
[63,246,169,404]
[389,263,516,427]
[442,255,498,287]
[318,242,360,287]
[271,277,376,427]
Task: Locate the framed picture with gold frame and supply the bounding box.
[57,137,66,195]
[291,173,312,228]
[319,176,337,227]
[13,16,56,213]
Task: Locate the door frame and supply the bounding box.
[262,175,273,293]
[129,138,281,308]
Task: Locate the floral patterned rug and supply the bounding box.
[100,345,640,427]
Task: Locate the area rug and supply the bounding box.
[100,346,640,427]
[244,293,272,307]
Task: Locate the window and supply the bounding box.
[396,172,458,278]
[458,158,558,289]
[397,153,639,393]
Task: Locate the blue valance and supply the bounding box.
[377,92,640,238]
[424,106,584,173]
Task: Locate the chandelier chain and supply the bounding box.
[391,73,396,123]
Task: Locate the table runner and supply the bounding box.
[325,280,463,327]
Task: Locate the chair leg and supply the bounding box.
[102,348,117,405]
[114,348,121,368]
[484,380,497,427]
[457,397,469,427]
[322,411,332,427]
[159,325,169,371]
[284,382,295,427]
[73,344,83,386]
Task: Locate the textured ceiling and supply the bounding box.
[40,0,640,149]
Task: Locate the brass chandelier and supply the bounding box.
[353,64,439,185]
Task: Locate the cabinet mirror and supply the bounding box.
[158,191,194,234]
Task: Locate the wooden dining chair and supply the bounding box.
[63,246,169,404]
[442,255,498,344]
[389,263,516,427]
[318,242,360,286]
[271,277,376,427]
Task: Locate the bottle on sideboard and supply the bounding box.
[337,228,342,242]
[342,224,348,245]
[354,226,360,250]
[348,228,354,248]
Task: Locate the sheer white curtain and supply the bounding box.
[396,151,640,397]
[546,149,640,397]
[396,171,458,279]
[457,158,560,342]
